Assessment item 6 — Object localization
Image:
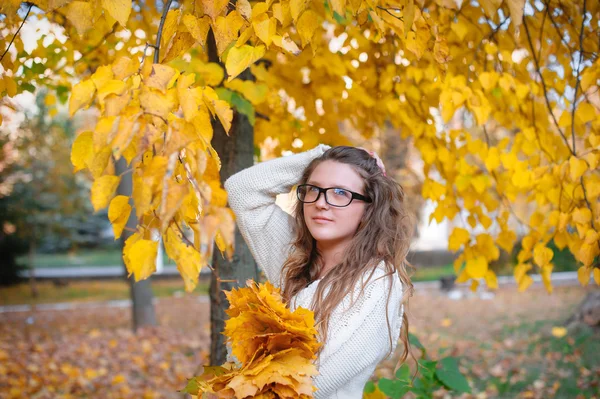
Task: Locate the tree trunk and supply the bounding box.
[116,157,157,331]
[207,30,260,366]
[566,289,600,330]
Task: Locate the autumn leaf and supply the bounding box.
[108,195,132,239]
[225,44,266,81]
[91,175,121,212]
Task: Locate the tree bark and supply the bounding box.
[116,157,157,331]
[207,29,260,366]
[566,289,600,330]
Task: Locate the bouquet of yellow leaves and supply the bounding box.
[183,280,321,398]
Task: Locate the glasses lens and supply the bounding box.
[326,188,352,207]
[298,185,320,203]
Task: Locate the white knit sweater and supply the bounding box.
[224,144,405,399]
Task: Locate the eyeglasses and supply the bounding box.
[296,184,372,207]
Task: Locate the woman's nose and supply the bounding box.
[315,192,329,209]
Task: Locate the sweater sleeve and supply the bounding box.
[223,144,331,287]
[313,272,404,398]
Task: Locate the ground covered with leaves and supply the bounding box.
[0,284,597,398]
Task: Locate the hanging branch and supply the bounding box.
[0,3,33,62]
[570,0,587,154]
[154,0,174,63]
[523,16,575,156]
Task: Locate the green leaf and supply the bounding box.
[378,377,411,399]
[435,357,471,394]
[215,88,255,126]
[181,378,199,394]
[56,85,70,103]
[363,380,376,393]
[395,364,411,381]
[21,83,36,93]
[409,332,424,349]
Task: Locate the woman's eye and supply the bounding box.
[309,186,320,192]
[333,188,349,197]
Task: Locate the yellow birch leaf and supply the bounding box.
[290,0,310,22]
[90,65,114,91]
[569,156,588,181]
[577,265,591,286]
[212,11,245,56]
[63,1,94,36]
[91,175,121,212]
[139,86,178,119]
[177,244,202,292]
[97,80,127,103]
[123,231,142,277]
[484,270,498,289]
[297,10,319,47]
[517,274,533,292]
[112,57,139,80]
[3,76,17,97]
[159,180,189,232]
[71,131,94,173]
[252,13,277,46]
[551,327,567,338]
[101,0,131,27]
[201,0,229,21]
[466,256,488,279]
[236,0,252,19]
[225,44,266,81]
[506,0,525,29]
[404,0,415,35]
[470,279,479,292]
[143,64,178,93]
[108,195,132,239]
[273,2,292,27]
[533,244,553,267]
[89,147,113,178]
[496,229,517,253]
[572,207,592,225]
[478,71,499,91]
[127,239,158,281]
[577,102,596,124]
[480,0,502,17]
[448,227,470,252]
[183,14,211,46]
[330,0,346,15]
[69,79,96,116]
[162,31,196,63]
[271,34,301,55]
[593,267,600,286]
[160,9,181,54]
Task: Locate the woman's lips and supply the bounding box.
[312,216,333,224]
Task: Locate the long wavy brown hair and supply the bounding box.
[280,146,416,364]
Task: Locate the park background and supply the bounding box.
[1,0,599,398]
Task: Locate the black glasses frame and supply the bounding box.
[296,184,372,207]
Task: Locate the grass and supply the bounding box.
[16,248,172,268]
[0,278,209,306]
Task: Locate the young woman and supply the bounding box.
[224,144,414,399]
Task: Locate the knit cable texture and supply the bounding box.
[224,145,404,399]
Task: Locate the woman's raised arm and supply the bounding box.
[224,144,330,286]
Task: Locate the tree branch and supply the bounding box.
[523,16,574,156]
[154,0,174,64]
[571,0,587,155]
[0,3,33,62]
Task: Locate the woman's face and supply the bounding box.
[303,160,368,245]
